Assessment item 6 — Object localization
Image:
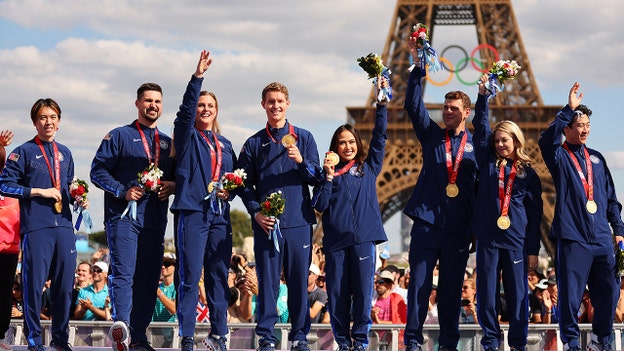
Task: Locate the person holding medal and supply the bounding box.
[402,36,479,351]
[0,99,87,351]
[539,82,624,351]
[90,84,175,351]
[471,75,542,351]
[312,76,390,351]
[236,82,322,351]
[171,50,237,351]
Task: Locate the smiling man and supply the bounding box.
[0,99,84,351]
[236,82,322,351]
[539,82,624,351]
[90,83,175,351]
[402,37,479,351]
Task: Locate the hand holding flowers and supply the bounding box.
[70,177,93,233]
[261,191,286,252]
[486,59,521,97]
[617,241,624,277]
[410,23,442,74]
[357,53,392,103]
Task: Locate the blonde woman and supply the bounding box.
[471,75,543,351]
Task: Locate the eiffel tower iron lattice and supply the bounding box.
[314,0,561,257]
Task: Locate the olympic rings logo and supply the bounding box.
[425,44,500,86]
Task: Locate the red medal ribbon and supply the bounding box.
[445,130,468,185]
[35,136,60,192]
[135,121,160,167]
[198,130,222,182]
[265,123,298,144]
[498,160,517,217]
[333,160,356,177]
[563,143,594,201]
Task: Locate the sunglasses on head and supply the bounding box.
[163,261,175,268]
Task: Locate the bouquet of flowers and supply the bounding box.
[357,53,393,103]
[221,169,247,191]
[138,163,163,192]
[261,191,286,252]
[122,163,162,220]
[70,177,93,233]
[486,59,521,97]
[617,241,624,277]
[261,190,285,218]
[410,23,442,74]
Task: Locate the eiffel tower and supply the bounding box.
[343,0,560,257]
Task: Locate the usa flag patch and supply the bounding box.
[8,153,19,162]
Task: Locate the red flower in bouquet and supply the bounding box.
[260,191,285,218]
[221,169,247,191]
[70,177,89,203]
[138,163,163,192]
[411,23,429,43]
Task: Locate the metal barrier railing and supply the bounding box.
[5,320,622,351]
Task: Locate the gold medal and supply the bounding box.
[586,200,597,214]
[281,134,296,147]
[54,201,63,214]
[207,181,216,193]
[497,215,511,230]
[325,152,340,166]
[445,183,459,198]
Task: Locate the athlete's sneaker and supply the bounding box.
[202,335,227,351]
[290,340,310,351]
[49,342,73,351]
[405,340,422,351]
[129,342,156,351]
[0,339,11,351]
[256,339,275,351]
[587,340,611,351]
[336,344,350,351]
[181,337,194,351]
[564,344,582,351]
[352,342,368,351]
[109,321,129,351]
[27,345,46,351]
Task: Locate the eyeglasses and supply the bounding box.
[462,285,472,290]
[375,280,386,285]
[92,267,103,274]
[163,261,175,268]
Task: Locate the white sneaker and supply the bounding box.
[0,338,11,351]
[108,321,129,351]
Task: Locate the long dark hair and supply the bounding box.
[328,124,366,174]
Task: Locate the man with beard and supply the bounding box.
[91,83,175,351]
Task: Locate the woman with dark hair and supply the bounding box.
[312,78,390,351]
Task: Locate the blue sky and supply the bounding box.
[1,0,623,255]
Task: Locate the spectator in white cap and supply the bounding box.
[74,261,110,321]
[530,279,550,323]
[308,264,328,324]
